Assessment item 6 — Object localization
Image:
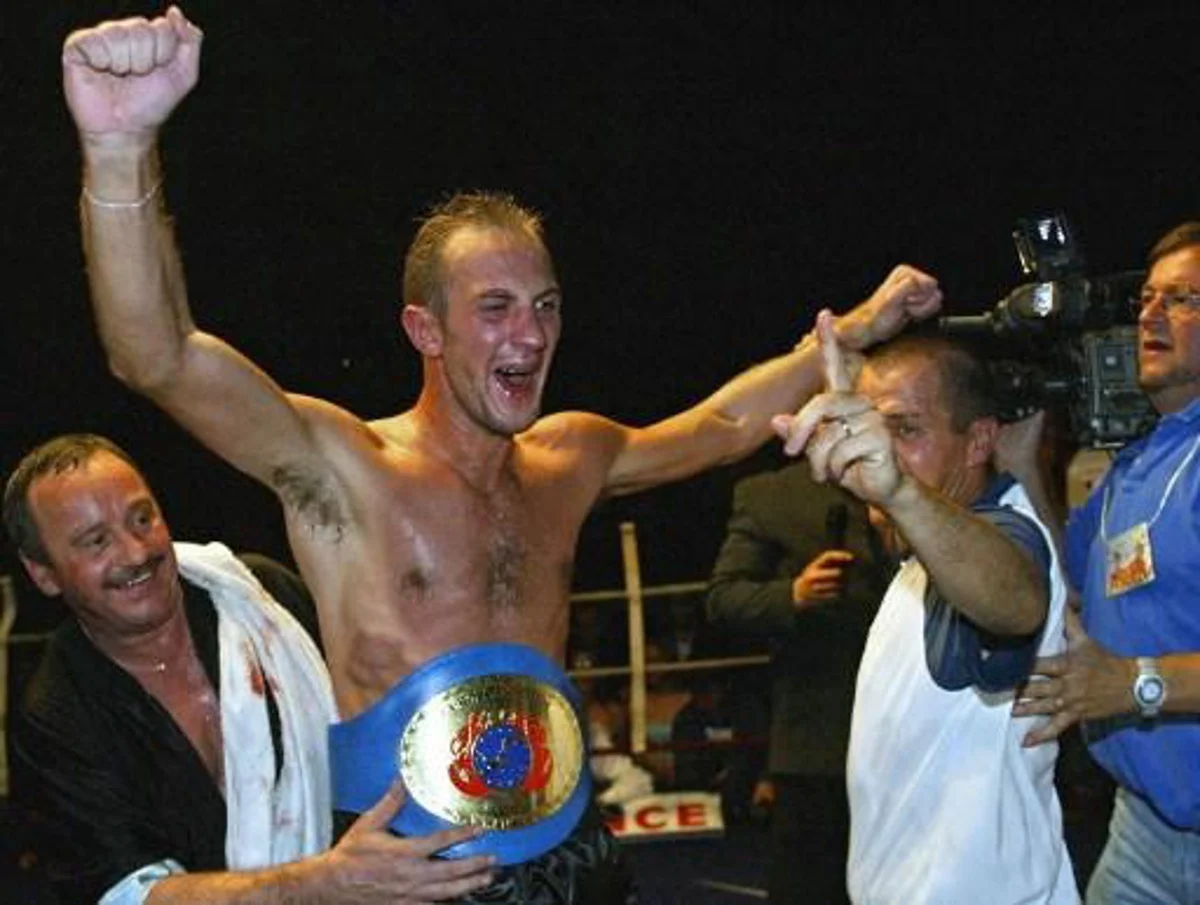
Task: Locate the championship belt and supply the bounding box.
[329,643,591,865]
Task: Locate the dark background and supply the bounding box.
[3,1,1198,622]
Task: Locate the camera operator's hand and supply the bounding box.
[993,410,1046,484]
[773,311,904,507]
[994,409,1068,548]
[835,264,943,352]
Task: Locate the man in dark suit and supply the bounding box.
[706,462,891,905]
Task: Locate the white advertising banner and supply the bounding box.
[605,791,725,842]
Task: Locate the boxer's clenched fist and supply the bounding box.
[63,5,202,138]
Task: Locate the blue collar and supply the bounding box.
[1114,396,1200,467]
[972,472,1017,509]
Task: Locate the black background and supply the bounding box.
[3,2,1198,624]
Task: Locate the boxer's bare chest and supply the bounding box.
[295,445,590,711]
[398,460,580,622]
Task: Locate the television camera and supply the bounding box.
[939,214,1157,448]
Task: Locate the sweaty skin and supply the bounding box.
[64,7,942,720]
[294,400,622,717]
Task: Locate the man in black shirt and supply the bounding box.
[706,463,892,904]
[4,434,495,904]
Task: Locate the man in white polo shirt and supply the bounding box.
[774,317,1077,904]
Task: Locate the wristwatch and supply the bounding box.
[1132,657,1167,719]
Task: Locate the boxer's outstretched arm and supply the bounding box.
[67,8,342,495]
[602,265,942,496]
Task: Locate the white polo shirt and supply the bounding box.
[846,482,1078,905]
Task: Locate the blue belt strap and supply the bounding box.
[329,642,592,865]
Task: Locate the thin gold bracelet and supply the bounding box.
[81,180,163,210]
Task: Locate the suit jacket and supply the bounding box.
[706,463,892,776]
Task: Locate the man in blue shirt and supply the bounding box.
[1015,222,1200,905]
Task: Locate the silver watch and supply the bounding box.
[1132,657,1167,719]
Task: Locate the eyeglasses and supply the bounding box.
[1131,283,1200,315]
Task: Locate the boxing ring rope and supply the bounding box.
[568,522,769,757]
[621,523,648,756]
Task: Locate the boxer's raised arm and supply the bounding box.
[67,9,336,493]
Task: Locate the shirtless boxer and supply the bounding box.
[63,7,941,901]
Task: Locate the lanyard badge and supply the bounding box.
[1100,433,1200,598]
[1105,522,1155,596]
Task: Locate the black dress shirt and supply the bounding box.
[9,554,319,905]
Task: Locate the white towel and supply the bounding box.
[175,541,337,868]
